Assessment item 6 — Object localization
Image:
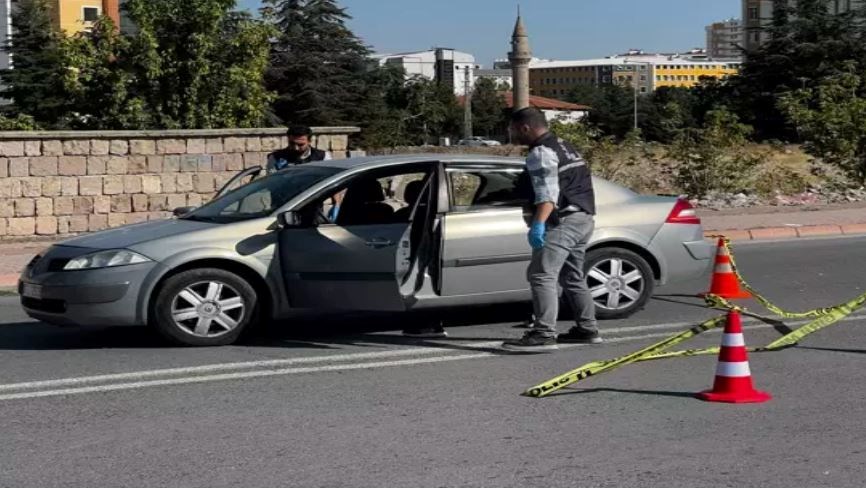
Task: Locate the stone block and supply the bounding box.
[149,194,168,211]
[56,216,69,234]
[330,134,348,151]
[0,141,25,157]
[127,212,150,224]
[94,196,111,214]
[180,154,199,172]
[123,175,143,194]
[73,196,94,215]
[128,155,148,174]
[187,193,203,207]
[68,215,89,232]
[280,136,289,148]
[9,158,28,177]
[163,155,181,172]
[0,158,7,178]
[193,173,214,193]
[111,195,132,213]
[223,137,246,153]
[142,175,162,194]
[349,150,367,158]
[315,135,331,151]
[160,174,177,193]
[103,175,124,195]
[245,137,262,152]
[87,156,109,175]
[77,176,101,196]
[205,138,224,154]
[20,178,42,197]
[129,139,156,155]
[1,178,22,198]
[157,139,186,155]
[196,155,212,172]
[42,140,63,156]
[24,141,41,157]
[242,152,268,169]
[15,198,35,217]
[107,156,129,175]
[41,177,61,197]
[36,197,53,216]
[90,140,110,156]
[0,200,14,217]
[29,157,59,176]
[175,174,193,192]
[110,140,129,155]
[8,217,35,236]
[0,218,5,236]
[212,154,237,172]
[62,140,90,155]
[54,197,74,215]
[149,212,172,221]
[186,139,206,154]
[88,214,108,232]
[58,156,87,176]
[261,136,282,151]
[60,177,78,196]
[132,194,149,212]
[147,156,164,173]
[167,194,187,210]
[108,213,127,228]
[36,216,58,235]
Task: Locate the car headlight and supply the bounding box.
[63,249,152,271]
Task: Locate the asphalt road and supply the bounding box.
[1,236,866,486]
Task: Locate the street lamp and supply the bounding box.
[622,59,650,131]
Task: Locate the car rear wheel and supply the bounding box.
[585,248,654,319]
[151,268,258,346]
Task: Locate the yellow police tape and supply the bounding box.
[522,237,866,398]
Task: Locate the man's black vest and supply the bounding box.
[269,147,327,169]
[523,132,596,216]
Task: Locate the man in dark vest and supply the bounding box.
[266,125,332,172]
[502,107,600,351]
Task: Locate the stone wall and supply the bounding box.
[0,127,359,239]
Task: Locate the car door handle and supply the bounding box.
[365,238,395,249]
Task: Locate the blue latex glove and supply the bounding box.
[528,221,546,250]
[327,204,340,222]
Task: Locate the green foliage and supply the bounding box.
[471,78,506,137]
[779,70,866,184]
[0,0,74,128]
[567,84,635,139]
[263,0,371,126]
[668,109,764,197]
[0,113,41,130]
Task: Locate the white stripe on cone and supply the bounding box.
[714,262,734,274]
[721,334,745,347]
[715,361,752,378]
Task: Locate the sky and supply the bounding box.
[237,0,741,67]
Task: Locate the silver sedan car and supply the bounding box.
[19,154,713,346]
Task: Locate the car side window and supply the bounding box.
[447,166,527,211]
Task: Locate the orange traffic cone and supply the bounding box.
[698,310,772,404]
[702,238,751,299]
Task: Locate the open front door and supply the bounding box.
[278,162,436,312]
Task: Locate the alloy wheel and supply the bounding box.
[171,281,246,338]
[587,257,645,310]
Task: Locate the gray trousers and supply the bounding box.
[527,212,598,337]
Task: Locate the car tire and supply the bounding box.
[151,268,259,347]
[584,248,654,320]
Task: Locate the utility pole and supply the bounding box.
[463,65,473,139]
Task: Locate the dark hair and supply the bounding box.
[287,125,313,138]
[510,107,548,130]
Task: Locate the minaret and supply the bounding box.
[508,10,532,111]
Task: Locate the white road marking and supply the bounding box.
[1,313,864,401]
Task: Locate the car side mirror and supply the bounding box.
[173,206,196,217]
[277,211,304,228]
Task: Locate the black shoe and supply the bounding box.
[403,326,448,339]
[502,331,558,352]
[558,327,603,344]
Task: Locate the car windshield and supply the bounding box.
[184,166,340,223]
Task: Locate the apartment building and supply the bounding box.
[743,0,863,51]
[706,18,744,58]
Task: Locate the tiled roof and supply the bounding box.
[459,91,590,111]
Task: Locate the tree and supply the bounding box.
[566,84,636,139]
[779,70,866,184]
[264,0,371,126]
[401,76,461,145]
[0,0,73,127]
[122,0,274,129]
[471,78,506,137]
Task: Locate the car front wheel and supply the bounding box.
[151,268,259,346]
[584,248,654,319]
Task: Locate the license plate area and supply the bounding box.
[21,283,43,299]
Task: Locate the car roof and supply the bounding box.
[318,154,524,171]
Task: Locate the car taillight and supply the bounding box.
[666,198,701,225]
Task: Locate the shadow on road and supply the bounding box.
[543,387,698,400]
[796,346,866,355]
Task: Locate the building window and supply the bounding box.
[748,7,759,19]
[640,75,647,82]
[602,76,611,83]
[656,75,661,81]
[82,6,101,22]
[640,87,648,93]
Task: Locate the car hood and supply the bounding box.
[59,218,219,251]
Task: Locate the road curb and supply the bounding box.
[705,223,866,241]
